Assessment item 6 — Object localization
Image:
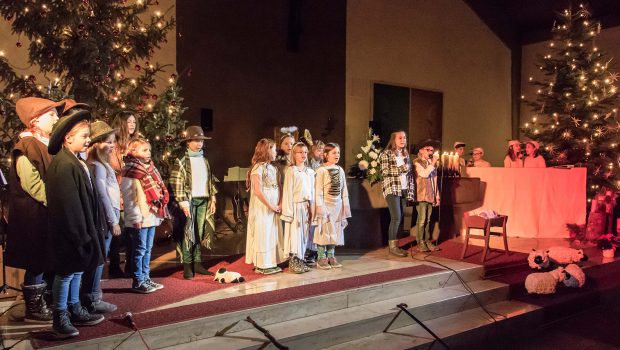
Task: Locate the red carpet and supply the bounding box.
[32,263,442,348]
[398,238,530,275]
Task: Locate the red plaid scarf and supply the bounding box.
[122,154,169,217]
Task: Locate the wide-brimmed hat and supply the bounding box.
[508,140,521,147]
[15,97,65,126]
[415,139,441,153]
[59,99,90,116]
[526,140,540,149]
[453,141,466,149]
[90,120,117,144]
[180,125,211,142]
[48,108,92,155]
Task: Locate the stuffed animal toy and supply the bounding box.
[527,249,551,270]
[213,268,245,283]
[546,246,588,265]
[524,267,566,295]
[563,264,586,288]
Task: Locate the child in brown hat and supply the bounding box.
[5,97,64,323]
[169,126,217,279]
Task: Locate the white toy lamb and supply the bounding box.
[524,267,566,295]
[213,268,245,284]
[546,246,588,265]
[563,264,586,288]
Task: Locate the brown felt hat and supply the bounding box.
[90,120,118,144]
[15,97,65,126]
[180,125,211,142]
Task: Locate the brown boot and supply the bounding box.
[388,240,408,257]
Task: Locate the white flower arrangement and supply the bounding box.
[351,128,383,185]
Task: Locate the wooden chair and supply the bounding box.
[461,214,509,262]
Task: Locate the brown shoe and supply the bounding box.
[426,241,440,252]
[328,257,342,268]
[317,258,332,270]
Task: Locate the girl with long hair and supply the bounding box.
[503,140,523,168]
[246,139,283,274]
[523,141,546,168]
[378,131,415,257]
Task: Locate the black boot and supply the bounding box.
[193,261,214,276]
[183,263,194,280]
[68,302,104,326]
[52,310,79,339]
[108,264,125,279]
[21,283,53,323]
[81,293,118,314]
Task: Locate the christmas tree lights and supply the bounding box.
[0,0,186,176]
[522,4,620,203]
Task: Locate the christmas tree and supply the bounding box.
[523,4,620,202]
[0,0,187,176]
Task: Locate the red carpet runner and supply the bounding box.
[32,262,442,348]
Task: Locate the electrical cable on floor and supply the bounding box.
[111,312,151,350]
[410,248,507,322]
[0,332,31,350]
[0,303,20,319]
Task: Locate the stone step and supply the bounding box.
[321,300,541,350]
[40,261,484,350]
[163,279,508,350]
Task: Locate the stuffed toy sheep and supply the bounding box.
[528,249,551,270]
[547,246,588,265]
[213,268,245,283]
[563,264,586,288]
[524,267,566,295]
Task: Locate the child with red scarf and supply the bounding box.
[121,138,169,293]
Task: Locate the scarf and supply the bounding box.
[188,149,204,157]
[122,154,169,217]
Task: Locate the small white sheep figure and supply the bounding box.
[213,268,245,284]
[563,264,586,288]
[528,249,551,270]
[547,246,588,265]
[525,267,566,295]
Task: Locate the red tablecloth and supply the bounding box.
[464,167,586,238]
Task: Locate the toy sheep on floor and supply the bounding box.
[528,249,551,270]
[563,264,586,288]
[525,267,566,295]
[547,246,588,265]
[213,268,245,283]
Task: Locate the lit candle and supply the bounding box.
[454,154,460,173]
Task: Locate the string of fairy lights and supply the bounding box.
[521,4,620,202]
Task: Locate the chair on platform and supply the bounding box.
[461,214,509,262]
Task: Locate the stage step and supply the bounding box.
[321,300,541,350]
[162,279,508,350]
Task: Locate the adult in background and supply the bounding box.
[108,111,140,277]
[379,131,415,257]
[523,141,547,168]
[503,140,523,168]
[6,97,64,323]
[468,147,491,167]
[453,141,467,174]
[414,140,441,252]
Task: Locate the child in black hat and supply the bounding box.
[169,126,217,279]
[46,108,106,339]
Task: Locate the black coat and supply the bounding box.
[5,137,52,272]
[46,148,105,274]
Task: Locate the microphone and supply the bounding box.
[123,311,137,329]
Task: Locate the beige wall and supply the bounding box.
[346,0,512,166]
[0,0,176,91]
[521,25,620,129]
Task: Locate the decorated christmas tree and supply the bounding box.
[0,0,186,176]
[523,4,620,202]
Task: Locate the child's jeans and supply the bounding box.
[53,272,83,311]
[129,226,156,288]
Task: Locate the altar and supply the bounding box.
[461,167,587,238]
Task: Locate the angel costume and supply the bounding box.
[280,165,315,258]
[314,164,351,246]
[245,162,281,269]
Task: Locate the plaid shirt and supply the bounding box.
[169,151,218,203]
[379,149,415,201]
